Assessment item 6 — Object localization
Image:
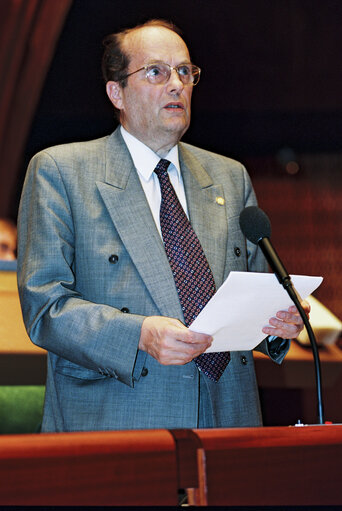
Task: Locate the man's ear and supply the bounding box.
[106,81,123,110]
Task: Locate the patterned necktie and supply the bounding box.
[154,159,230,382]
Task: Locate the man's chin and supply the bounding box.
[162,118,190,137]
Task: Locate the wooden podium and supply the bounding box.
[0,429,178,506]
[192,424,342,506]
[0,425,341,506]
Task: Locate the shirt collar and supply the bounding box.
[120,125,181,181]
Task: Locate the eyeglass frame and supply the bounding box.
[120,62,201,86]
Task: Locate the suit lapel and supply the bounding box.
[96,129,184,320]
[179,144,228,288]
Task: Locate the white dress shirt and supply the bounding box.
[120,126,189,237]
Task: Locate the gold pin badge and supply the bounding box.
[216,196,225,206]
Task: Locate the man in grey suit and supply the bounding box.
[17,19,307,432]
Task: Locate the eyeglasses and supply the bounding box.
[121,62,201,86]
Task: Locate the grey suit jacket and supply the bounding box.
[17,127,289,432]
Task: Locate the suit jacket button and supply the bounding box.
[121,307,130,313]
[241,355,248,365]
[141,367,148,377]
[109,254,119,264]
[234,247,241,257]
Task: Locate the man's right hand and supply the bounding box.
[138,316,213,365]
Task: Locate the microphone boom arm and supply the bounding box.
[284,283,324,425]
[240,205,325,424]
[259,238,324,424]
[259,237,292,287]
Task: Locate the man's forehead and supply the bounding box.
[123,26,190,59]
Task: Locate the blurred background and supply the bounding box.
[0,0,341,427]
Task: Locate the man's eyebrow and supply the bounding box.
[144,59,192,65]
[144,59,166,65]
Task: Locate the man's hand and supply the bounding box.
[139,316,213,365]
[262,299,310,339]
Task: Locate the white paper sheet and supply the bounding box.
[189,272,323,352]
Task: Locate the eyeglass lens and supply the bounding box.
[146,64,200,85]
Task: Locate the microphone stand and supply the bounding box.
[259,238,324,424]
[240,207,325,424]
[284,282,324,425]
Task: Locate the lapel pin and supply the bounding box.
[216,196,225,206]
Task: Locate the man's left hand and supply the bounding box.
[262,299,310,339]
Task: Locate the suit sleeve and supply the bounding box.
[17,150,146,387]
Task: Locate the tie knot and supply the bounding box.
[154,159,171,178]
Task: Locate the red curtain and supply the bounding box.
[0,0,72,217]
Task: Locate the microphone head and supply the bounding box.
[239,206,271,244]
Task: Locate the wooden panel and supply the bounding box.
[0,271,43,354]
[195,425,342,506]
[0,271,46,384]
[254,341,342,390]
[0,429,178,505]
[255,342,342,425]
[1,423,341,506]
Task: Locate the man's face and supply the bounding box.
[106,26,193,155]
[0,221,17,260]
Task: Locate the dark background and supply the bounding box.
[25,0,342,166]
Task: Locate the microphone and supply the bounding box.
[239,206,293,291]
[239,205,324,424]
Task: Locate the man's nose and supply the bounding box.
[167,68,184,92]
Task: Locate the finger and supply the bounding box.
[275,310,303,325]
[159,341,209,365]
[181,329,213,346]
[262,323,301,338]
[158,352,192,365]
[176,338,212,357]
[262,316,303,337]
[270,316,304,330]
[288,300,310,315]
[157,332,211,360]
